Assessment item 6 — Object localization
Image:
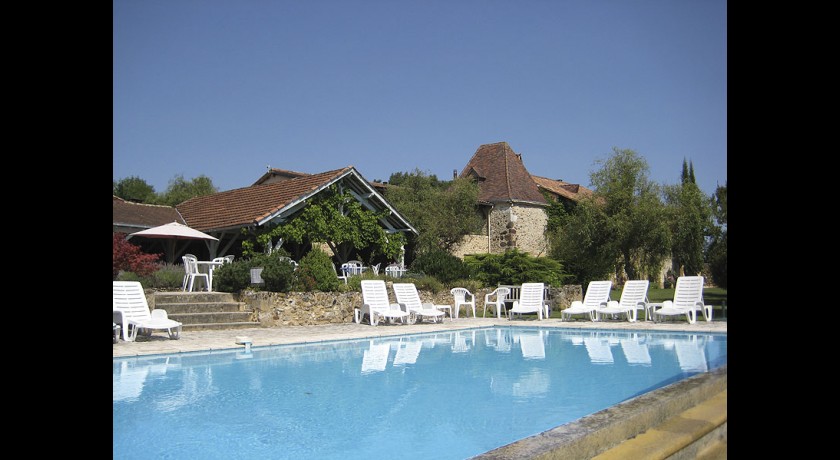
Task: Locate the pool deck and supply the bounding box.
[113,316,727,459]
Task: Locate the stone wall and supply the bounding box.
[451,203,549,258]
[505,204,549,256]
[237,283,582,327]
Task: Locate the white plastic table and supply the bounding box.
[196,260,225,291]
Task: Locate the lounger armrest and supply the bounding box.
[393,302,407,312]
[606,300,619,309]
[570,300,582,309]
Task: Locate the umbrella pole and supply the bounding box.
[166,240,176,264]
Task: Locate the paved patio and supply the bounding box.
[113,316,727,357]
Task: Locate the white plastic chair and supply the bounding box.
[278,256,298,270]
[384,263,402,278]
[113,281,182,341]
[651,276,712,324]
[483,287,511,318]
[355,280,411,326]
[450,287,476,318]
[509,282,547,320]
[595,280,649,322]
[347,260,364,275]
[182,255,210,292]
[393,283,448,323]
[560,281,612,321]
[335,263,349,284]
[371,263,381,275]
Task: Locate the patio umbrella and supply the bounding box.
[127,221,218,264]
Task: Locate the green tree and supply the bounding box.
[245,184,406,264]
[158,174,218,206]
[706,181,727,288]
[551,148,670,284]
[665,162,712,277]
[548,197,616,285]
[384,169,482,254]
[113,176,156,203]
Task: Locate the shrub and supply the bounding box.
[448,278,483,293]
[117,263,185,290]
[258,255,296,292]
[409,275,445,294]
[464,249,568,287]
[113,233,162,280]
[410,247,472,283]
[295,248,341,292]
[149,263,186,289]
[213,259,253,293]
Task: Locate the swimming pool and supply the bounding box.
[113,326,726,459]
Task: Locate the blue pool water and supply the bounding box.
[113,327,726,459]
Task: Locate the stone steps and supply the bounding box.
[152,291,260,330]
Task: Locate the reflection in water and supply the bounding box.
[393,339,423,366]
[584,333,614,364]
[512,368,550,397]
[361,340,391,374]
[674,336,708,372]
[485,328,512,352]
[514,330,546,360]
[113,361,149,402]
[452,330,475,353]
[620,334,652,366]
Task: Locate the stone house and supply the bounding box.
[450,141,593,259]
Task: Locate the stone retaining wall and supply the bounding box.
[237,283,582,327]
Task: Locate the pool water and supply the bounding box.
[113,327,727,460]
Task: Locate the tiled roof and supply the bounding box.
[252,167,313,186]
[112,196,185,230]
[177,167,352,232]
[531,176,595,202]
[458,142,547,205]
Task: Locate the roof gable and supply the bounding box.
[458,142,547,205]
[531,176,595,202]
[252,168,313,186]
[177,166,417,235]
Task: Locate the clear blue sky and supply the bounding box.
[113,0,726,196]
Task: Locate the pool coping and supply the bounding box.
[471,364,727,459]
